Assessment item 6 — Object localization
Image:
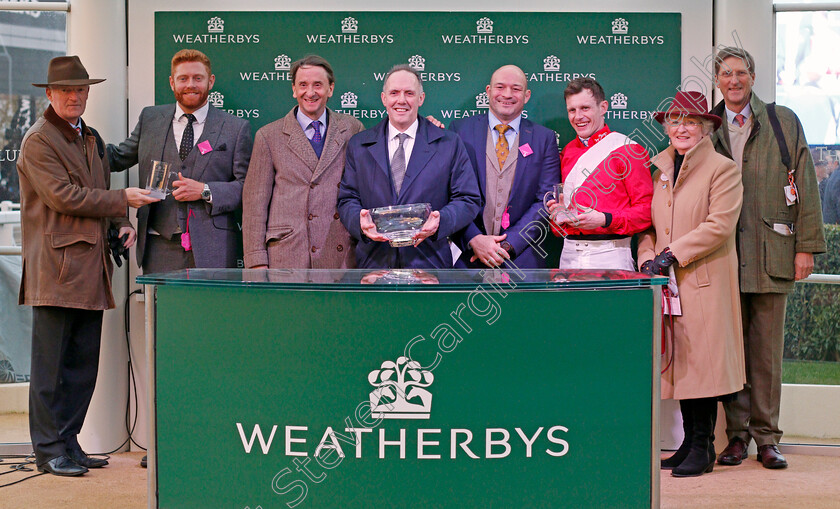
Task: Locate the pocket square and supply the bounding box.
[216,143,227,151]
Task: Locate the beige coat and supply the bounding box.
[243,108,364,268]
[17,106,129,310]
[638,136,746,400]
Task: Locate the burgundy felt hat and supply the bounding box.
[653,91,722,130]
[33,56,106,87]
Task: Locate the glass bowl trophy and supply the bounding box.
[370,203,432,247]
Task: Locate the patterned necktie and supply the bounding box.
[311,120,322,143]
[734,114,746,127]
[495,124,511,169]
[179,113,197,161]
[74,126,82,137]
[391,133,409,194]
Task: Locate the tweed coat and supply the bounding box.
[108,104,252,269]
[710,94,825,294]
[638,136,746,400]
[242,108,364,268]
[17,106,130,310]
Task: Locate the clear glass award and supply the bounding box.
[146,160,175,200]
[370,203,432,247]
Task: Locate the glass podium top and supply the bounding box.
[137,268,667,292]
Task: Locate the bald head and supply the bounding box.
[487,65,530,123]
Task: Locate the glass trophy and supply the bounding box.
[370,203,432,247]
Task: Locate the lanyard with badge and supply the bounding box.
[766,103,798,207]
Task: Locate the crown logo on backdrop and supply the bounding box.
[612,18,629,35]
[341,91,358,109]
[208,91,224,108]
[207,17,224,33]
[369,356,434,419]
[543,55,561,72]
[610,93,628,109]
[476,17,494,34]
[408,55,425,71]
[475,91,490,109]
[341,17,358,33]
[274,55,291,71]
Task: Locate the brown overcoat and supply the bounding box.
[17,106,129,310]
[637,136,746,400]
[242,108,364,268]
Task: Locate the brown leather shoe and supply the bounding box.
[717,438,748,465]
[757,444,788,469]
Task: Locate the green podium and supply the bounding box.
[138,268,665,508]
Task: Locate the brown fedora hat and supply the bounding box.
[32,55,105,87]
[653,91,722,130]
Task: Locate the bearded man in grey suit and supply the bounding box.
[243,55,364,269]
[108,49,252,273]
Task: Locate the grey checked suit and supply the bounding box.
[108,104,252,270]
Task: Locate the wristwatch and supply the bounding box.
[201,184,212,202]
[500,241,515,257]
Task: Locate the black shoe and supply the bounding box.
[67,448,109,468]
[38,455,88,477]
[141,455,147,468]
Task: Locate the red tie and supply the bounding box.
[75,126,82,137]
[734,114,746,127]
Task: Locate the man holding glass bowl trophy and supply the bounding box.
[547,77,653,270]
[108,49,252,274]
[338,64,480,269]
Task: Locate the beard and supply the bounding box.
[174,86,210,112]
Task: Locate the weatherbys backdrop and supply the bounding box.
[154,11,680,149]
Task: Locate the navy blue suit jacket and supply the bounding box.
[449,114,560,268]
[338,116,481,269]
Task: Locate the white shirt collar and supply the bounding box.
[174,101,209,123]
[296,107,328,133]
[488,110,521,134]
[724,103,752,125]
[388,118,419,141]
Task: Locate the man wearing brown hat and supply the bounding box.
[18,55,158,476]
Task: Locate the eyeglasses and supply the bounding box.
[665,118,703,128]
[717,70,751,79]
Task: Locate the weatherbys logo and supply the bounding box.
[306,16,394,44]
[210,91,260,119]
[239,54,293,81]
[372,56,461,83]
[171,16,261,44]
[441,16,529,45]
[334,90,386,119]
[438,91,530,121]
[604,92,655,120]
[341,92,358,109]
[524,55,595,83]
[408,55,425,72]
[235,356,570,461]
[369,357,433,419]
[576,17,664,45]
[208,91,224,108]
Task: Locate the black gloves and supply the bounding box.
[641,248,677,276]
[107,227,129,268]
[651,247,677,275]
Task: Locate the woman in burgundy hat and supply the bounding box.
[638,91,746,477]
